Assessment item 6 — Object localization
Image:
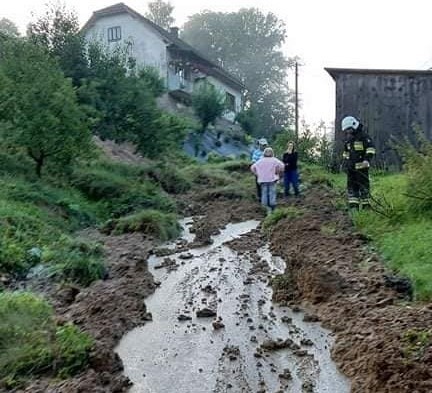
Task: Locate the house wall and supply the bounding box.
[84,13,168,82]
[332,72,432,167]
[207,76,243,121]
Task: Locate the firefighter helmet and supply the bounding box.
[341,116,360,131]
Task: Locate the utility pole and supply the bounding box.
[295,61,299,143]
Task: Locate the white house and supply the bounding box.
[82,3,245,121]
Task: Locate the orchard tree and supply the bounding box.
[0,40,91,177]
[191,84,226,133]
[182,8,295,136]
[27,2,88,86]
[145,0,175,29]
[0,18,19,37]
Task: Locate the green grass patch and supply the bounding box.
[352,172,432,300]
[401,329,432,361]
[102,209,181,241]
[0,292,93,388]
[262,206,304,232]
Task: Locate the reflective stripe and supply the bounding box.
[354,141,364,151]
[360,199,370,206]
[355,162,365,169]
[348,197,360,204]
[342,151,349,159]
[366,148,376,154]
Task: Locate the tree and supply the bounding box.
[191,84,226,133]
[0,18,19,37]
[0,40,91,177]
[79,42,187,157]
[145,0,175,30]
[27,2,88,86]
[182,9,295,136]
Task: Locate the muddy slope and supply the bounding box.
[14,232,157,393]
[270,185,432,393]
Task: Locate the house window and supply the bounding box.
[225,92,236,112]
[108,26,121,42]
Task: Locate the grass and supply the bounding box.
[102,209,181,241]
[262,206,304,232]
[0,292,93,388]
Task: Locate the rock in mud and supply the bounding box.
[302,381,315,392]
[261,338,300,351]
[303,313,320,322]
[179,253,194,260]
[212,320,225,330]
[279,368,292,380]
[300,338,314,346]
[281,316,292,324]
[196,308,217,318]
[178,314,192,321]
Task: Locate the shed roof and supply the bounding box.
[325,67,432,81]
[82,3,245,90]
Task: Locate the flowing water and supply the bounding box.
[116,218,351,393]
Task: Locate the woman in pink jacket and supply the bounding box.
[250,147,284,213]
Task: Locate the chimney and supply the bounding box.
[169,27,179,38]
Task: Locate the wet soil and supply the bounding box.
[9,177,432,393]
[269,185,432,393]
[117,219,350,393]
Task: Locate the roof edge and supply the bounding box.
[325,67,432,80]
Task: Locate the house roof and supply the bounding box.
[325,67,432,81]
[82,2,245,90]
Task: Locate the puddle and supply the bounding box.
[116,219,350,393]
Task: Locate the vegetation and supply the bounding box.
[191,84,226,133]
[145,0,175,29]
[262,206,304,232]
[102,209,181,241]
[182,8,295,136]
[0,292,92,388]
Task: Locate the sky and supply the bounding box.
[3,0,432,130]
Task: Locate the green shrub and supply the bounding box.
[55,323,93,377]
[144,162,192,194]
[45,236,105,287]
[0,292,92,387]
[103,209,181,241]
[401,137,432,216]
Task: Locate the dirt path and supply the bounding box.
[13,182,432,393]
[269,185,432,393]
[117,218,350,393]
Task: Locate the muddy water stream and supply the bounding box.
[116,219,350,393]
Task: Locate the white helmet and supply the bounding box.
[341,116,360,131]
[258,138,268,146]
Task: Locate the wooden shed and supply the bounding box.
[326,67,432,167]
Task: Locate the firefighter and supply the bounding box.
[341,116,376,209]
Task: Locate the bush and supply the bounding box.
[191,84,226,132]
[102,209,181,241]
[401,136,432,215]
[45,236,105,287]
[0,292,92,388]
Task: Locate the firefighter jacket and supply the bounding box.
[343,131,375,170]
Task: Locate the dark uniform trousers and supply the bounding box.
[343,132,375,209]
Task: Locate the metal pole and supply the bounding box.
[295,61,299,142]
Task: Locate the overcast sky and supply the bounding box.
[3,0,432,129]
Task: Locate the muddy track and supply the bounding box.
[269,185,432,393]
[11,184,432,393]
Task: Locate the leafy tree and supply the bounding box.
[145,0,175,29]
[182,9,295,136]
[0,18,19,37]
[79,42,187,157]
[27,2,88,86]
[0,40,92,177]
[192,84,226,133]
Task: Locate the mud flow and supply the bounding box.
[116,219,350,393]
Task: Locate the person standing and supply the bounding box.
[251,138,268,200]
[251,147,284,214]
[341,116,375,209]
[282,141,300,197]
